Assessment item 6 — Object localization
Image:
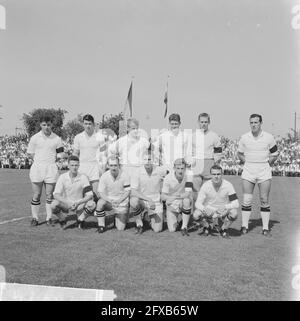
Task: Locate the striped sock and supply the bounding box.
[181,208,191,229]
[96,210,105,227]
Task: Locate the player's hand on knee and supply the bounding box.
[216,206,227,218]
[112,200,120,208]
[70,201,79,210]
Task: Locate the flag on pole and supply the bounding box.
[163,79,169,118]
[126,81,133,117]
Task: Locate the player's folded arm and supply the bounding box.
[225,193,239,210]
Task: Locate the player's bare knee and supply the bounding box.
[260,197,269,207]
[32,194,41,202]
[45,191,53,200]
[228,209,238,220]
[182,198,192,215]
[116,221,126,231]
[86,200,96,212]
[50,200,59,210]
[193,209,201,220]
[96,199,106,211]
[152,224,162,233]
[242,193,253,207]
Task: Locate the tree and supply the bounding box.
[99,112,124,137]
[62,117,84,141]
[22,108,67,137]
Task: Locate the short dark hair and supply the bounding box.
[169,113,181,123]
[249,114,262,122]
[40,115,53,123]
[210,164,223,173]
[174,158,187,167]
[68,155,79,163]
[107,155,120,166]
[83,114,95,123]
[198,113,210,123]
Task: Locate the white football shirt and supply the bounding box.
[73,131,101,163]
[27,131,63,164]
[195,179,238,210]
[238,131,278,163]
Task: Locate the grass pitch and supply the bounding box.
[1,169,300,300]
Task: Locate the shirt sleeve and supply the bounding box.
[98,175,106,194]
[237,137,245,154]
[213,134,222,154]
[195,186,206,211]
[161,175,170,194]
[225,183,239,210]
[185,171,193,192]
[108,140,118,157]
[53,176,64,195]
[27,136,36,154]
[269,136,278,156]
[123,173,131,191]
[73,135,80,151]
[56,137,64,153]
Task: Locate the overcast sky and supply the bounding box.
[0,0,299,138]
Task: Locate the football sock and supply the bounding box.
[241,205,251,229]
[261,206,270,230]
[135,214,143,227]
[96,210,105,227]
[31,199,40,220]
[45,199,52,221]
[181,213,190,229]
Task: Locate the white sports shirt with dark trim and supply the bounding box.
[195,179,239,211]
[238,131,278,163]
[27,131,63,164]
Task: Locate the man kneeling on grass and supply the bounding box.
[51,155,96,229]
[95,156,131,233]
[193,164,239,238]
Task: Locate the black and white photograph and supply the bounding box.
[0,0,300,303]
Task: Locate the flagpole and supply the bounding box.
[130,75,134,117]
[164,75,170,118]
[122,76,134,118]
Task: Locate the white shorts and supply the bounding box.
[140,200,163,216]
[101,201,129,215]
[29,163,58,184]
[79,162,101,182]
[167,199,183,214]
[242,163,272,184]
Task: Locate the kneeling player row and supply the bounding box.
[37,155,267,238]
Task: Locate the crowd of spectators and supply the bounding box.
[1,133,300,177]
[0,134,32,169]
